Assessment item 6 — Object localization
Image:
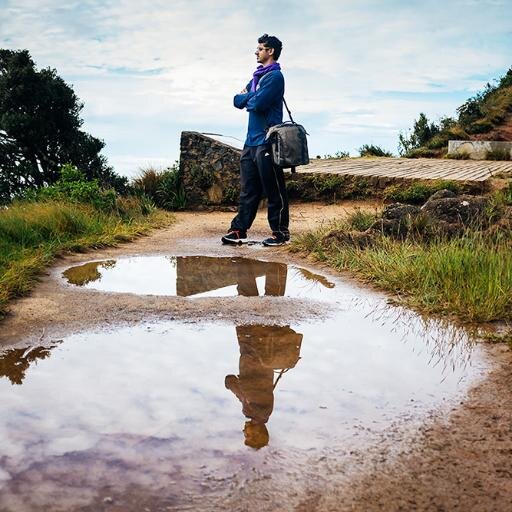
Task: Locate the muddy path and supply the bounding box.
[0,201,379,345]
[1,201,511,512]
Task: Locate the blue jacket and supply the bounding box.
[233,70,284,146]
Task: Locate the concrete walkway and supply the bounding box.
[303,157,512,182]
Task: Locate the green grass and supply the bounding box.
[0,200,173,316]
[486,147,511,161]
[383,180,460,204]
[346,208,378,231]
[291,217,512,323]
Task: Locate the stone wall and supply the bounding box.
[448,140,512,160]
[179,131,489,210]
[180,131,242,208]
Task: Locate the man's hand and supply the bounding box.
[240,87,248,94]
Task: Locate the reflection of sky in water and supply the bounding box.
[61,256,337,300]
[0,308,484,496]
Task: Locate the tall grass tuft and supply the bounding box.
[0,200,172,316]
[292,223,512,323]
[132,163,186,210]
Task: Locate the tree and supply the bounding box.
[0,49,126,203]
[398,113,440,155]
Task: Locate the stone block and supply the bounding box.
[448,140,512,160]
[180,132,242,207]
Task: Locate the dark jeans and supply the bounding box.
[230,144,289,236]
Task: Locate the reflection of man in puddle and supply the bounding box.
[237,260,287,297]
[225,325,303,449]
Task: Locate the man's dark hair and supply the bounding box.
[258,34,282,61]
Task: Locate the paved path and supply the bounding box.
[302,157,512,182]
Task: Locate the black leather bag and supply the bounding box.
[265,99,309,173]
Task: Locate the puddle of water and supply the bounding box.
[0,309,484,511]
[62,256,335,299]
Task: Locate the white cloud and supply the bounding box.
[1,0,511,172]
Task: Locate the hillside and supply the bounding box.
[471,111,512,142]
[400,67,512,158]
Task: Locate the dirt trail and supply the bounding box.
[0,201,378,345]
[1,201,511,511]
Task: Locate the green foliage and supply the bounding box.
[293,222,512,323]
[400,68,512,156]
[346,209,378,231]
[358,144,393,157]
[383,180,460,204]
[493,182,512,207]
[0,199,172,316]
[455,77,512,133]
[406,147,444,159]
[486,148,511,161]
[132,167,160,197]
[321,150,350,159]
[115,195,155,220]
[0,49,127,203]
[132,162,186,210]
[157,166,186,210]
[499,67,512,88]
[222,186,239,204]
[457,90,488,129]
[190,165,214,190]
[286,174,371,201]
[313,174,348,194]
[446,151,471,160]
[503,183,512,206]
[398,113,441,155]
[22,164,119,211]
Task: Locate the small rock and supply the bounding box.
[382,203,421,220]
[421,194,488,225]
[427,189,456,201]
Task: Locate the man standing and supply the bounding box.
[221,34,290,247]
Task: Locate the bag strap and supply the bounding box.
[264,97,295,132]
[283,97,295,123]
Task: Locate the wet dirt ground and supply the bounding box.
[1,201,511,512]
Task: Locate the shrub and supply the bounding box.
[346,209,378,231]
[132,167,162,198]
[21,164,118,211]
[157,167,186,210]
[115,195,155,220]
[446,152,471,160]
[486,148,511,161]
[358,144,393,157]
[492,182,512,207]
[399,69,512,155]
[322,150,350,159]
[398,113,440,155]
[503,183,512,206]
[383,180,460,204]
[405,147,444,159]
[132,162,186,210]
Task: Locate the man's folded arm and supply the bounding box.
[246,73,284,113]
[234,91,254,109]
[233,80,255,109]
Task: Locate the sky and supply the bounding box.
[0,0,511,178]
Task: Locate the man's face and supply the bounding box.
[255,44,273,65]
